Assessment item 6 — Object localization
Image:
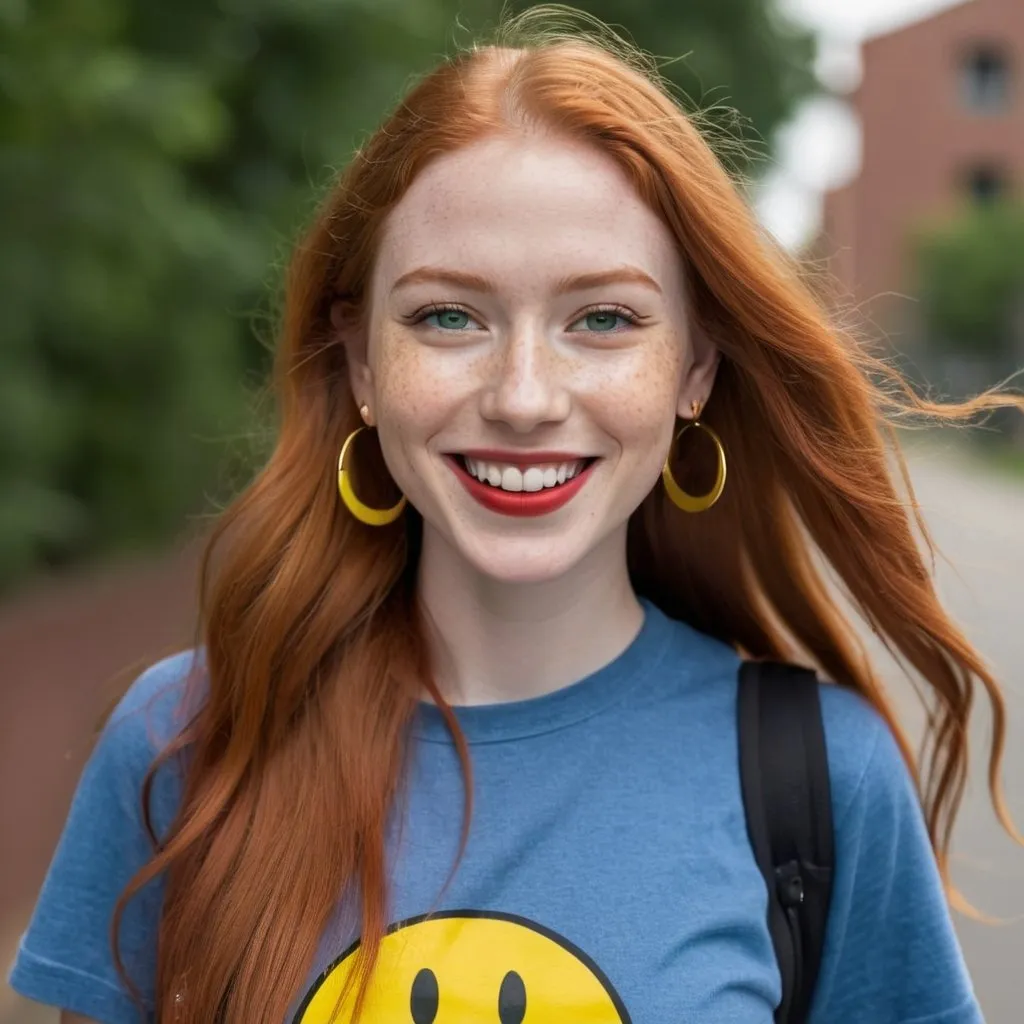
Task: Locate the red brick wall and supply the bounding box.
[822,0,1024,324]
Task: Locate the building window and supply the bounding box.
[964,164,1008,204]
[960,45,1012,112]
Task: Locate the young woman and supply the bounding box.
[9,14,1020,1024]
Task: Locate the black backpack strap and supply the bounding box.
[737,660,835,1024]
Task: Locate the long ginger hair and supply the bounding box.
[113,11,1021,1023]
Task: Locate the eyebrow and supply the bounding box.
[390,265,663,296]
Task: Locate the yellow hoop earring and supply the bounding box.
[661,417,727,513]
[337,427,407,527]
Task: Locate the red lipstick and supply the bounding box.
[446,456,596,517]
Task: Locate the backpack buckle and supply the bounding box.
[775,859,806,908]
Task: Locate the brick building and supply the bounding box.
[821,0,1024,329]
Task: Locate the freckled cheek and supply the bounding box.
[372,336,480,448]
[572,355,683,451]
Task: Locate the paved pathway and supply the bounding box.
[3,442,1022,1023]
[887,440,1024,1022]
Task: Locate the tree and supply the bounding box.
[913,201,1024,363]
[0,0,815,589]
[542,0,816,169]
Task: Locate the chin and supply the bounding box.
[457,534,592,586]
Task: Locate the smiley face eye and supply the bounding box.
[498,970,526,1024]
[410,967,439,1023]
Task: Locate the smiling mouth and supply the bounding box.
[445,455,599,517]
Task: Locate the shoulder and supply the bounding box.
[808,686,978,1021]
[111,648,202,723]
[102,648,204,761]
[816,682,911,829]
[107,647,204,737]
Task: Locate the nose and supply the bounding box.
[479,323,571,432]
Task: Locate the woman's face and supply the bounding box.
[343,132,718,584]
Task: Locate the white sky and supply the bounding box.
[781,0,964,39]
[757,0,968,247]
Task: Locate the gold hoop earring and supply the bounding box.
[337,427,407,526]
[661,413,727,513]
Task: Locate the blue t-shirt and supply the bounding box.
[9,601,982,1023]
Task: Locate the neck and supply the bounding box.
[416,526,644,706]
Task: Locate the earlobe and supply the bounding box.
[677,344,721,420]
[349,361,374,414]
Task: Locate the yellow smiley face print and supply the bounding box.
[293,910,632,1023]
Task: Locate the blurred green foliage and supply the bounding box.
[0,0,814,589]
[914,201,1024,363]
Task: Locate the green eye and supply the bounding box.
[570,310,631,333]
[586,312,619,331]
[426,308,473,330]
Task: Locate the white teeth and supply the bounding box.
[501,467,524,491]
[522,467,544,492]
[461,457,588,492]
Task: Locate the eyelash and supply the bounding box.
[408,302,473,326]
[409,302,644,330]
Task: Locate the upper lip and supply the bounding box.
[451,449,594,465]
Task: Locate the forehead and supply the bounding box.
[373,132,685,292]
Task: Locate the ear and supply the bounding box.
[330,298,375,412]
[676,323,721,420]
